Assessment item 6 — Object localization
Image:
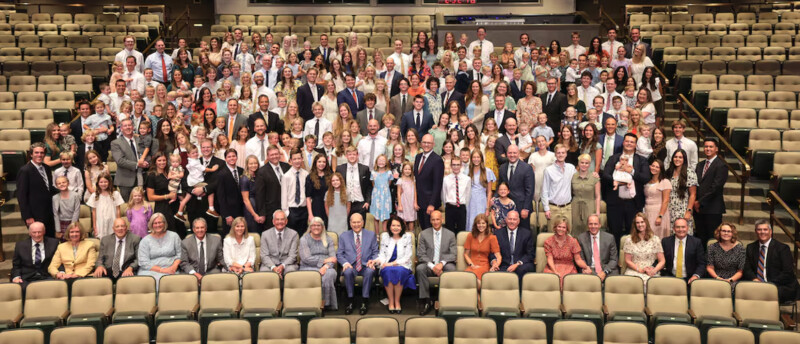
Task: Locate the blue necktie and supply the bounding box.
[295,171,301,205]
[34,243,42,266]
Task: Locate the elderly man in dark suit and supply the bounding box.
[497,145,535,230]
[110,118,147,201]
[414,134,445,230]
[336,213,379,315]
[255,145,291,227]
[180,218,224,280]
[440,75,466,111]
[491,211,535,282]
[11,222,59,289]
[693,139,726,246]
[93,218,141,281]
[602,133,650,244]
[661,218,706,283]
[259,210,299,276]
[577,214,619,280]
[17,143,58,237]
[416,211,457,315]
[540,77,568,136]
[247,95,283,138]
[743,220,800,303]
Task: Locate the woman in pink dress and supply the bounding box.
[515,81,542,130]
[644,159,672,238]
[543,216,592,287]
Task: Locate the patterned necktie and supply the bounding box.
[277,231,283,249]
[113,239,123,277]
[433,231,441,263]
[510,231,516,263]
[232,168,239,184]
[355,233,362,272]
[757,244,766,282]
[37,165,48,185]
[677,139,682,150]
[593,236,603,274]
[34,243,42,266]
[418,154,426,174]
[351,89,358,108]
[294,171,301,204]
[703,160,711,178]
[676,239,684,278]
[455,175,460,207]
[198,241,206,275]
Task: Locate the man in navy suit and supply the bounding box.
[440,75,466,111]
[312,34,333,63]
[379,57,403,98]
[491,211,535,282]
[70,101,92,147]
[17,143,58,237]
[216,149,245,237]
[336,213,379,315]
[400,95,434,139]
[497,145,535,230]
[509,75,525,102]
[693,139,726,246]
[592,96,615,126]
[598,116,624,170]
[337,74,365,115]
[247,95,283,138]
[661,218,706,283]
[743,220,800,303]
[602,133,651,244]
[296,67,325,121]
[483,93,516,135]
[415,134,445,229]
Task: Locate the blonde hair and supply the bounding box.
[126,186,150,210]
[227,216,249,239]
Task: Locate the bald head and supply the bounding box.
[350,213,364,232]
[507,145,520,163]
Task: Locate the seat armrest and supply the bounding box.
[434,301,440,310]
[60,310,70,320]
[191,303,200,317]
[149,306,158,316]
[732,311,742,325]
[644,306,653,317]
[477,301,483,312]
[781,313,796,330]
[234,303,242,314]
[519,302,525,313]
[12,313,22,326]
[687,309,696,321]
[559,304,566,315]
[602,305,609,316]
[104,307,115,318]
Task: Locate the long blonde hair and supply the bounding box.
[126,186,150,211]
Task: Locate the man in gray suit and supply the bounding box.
[223,99,248,140]
[93,218,141,281]
[110,118,148,200]
[180,218,224,280]
[576,214,619,281]
[388,78,413,124]
[259,209,299,276]
[416,211,457,315]
[356,93,384,136]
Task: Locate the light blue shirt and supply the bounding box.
[145,51,173,83]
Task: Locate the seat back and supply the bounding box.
[404,317,447,344]
[707,327,755,344]
[207,319,251,344]
[749,129,781,151]
[654,324,700,344]
[24,280,68,319]
[355,317,399,344]
[257,318,301,344]
[0,109,22,129]
[456,231,469,270]
[50,326,95,344]
[759,109,789,129]
[0,129,31,150]
[734,281,780,324]
[38,75,65,92]
[782,130,800,151]
[200,273,240,312]
[503,319,546,344]
[114,276,156,314]
[0,329,44,344]
[480,272,520,313]
[774,152,800,177]
[692,74,717,91]
[603,322,648,344]
[552,320,596,344]
[603,275,644,318]
[650,35,672,49]
[453,318,495,344]
[702,60,727,76]
[283,271,322,311]
[10,76,36,92]
[0,283,22,323]
[104,324,149,344]
[307,318,350,344]
[711,47,736,62]
[689,279,734,318]
[535,233,553,271]
[71,277,113,316]
[759,331,800,344]
[438,271,478,312]
[241,272,281,313]
[746,75,774,92]
[708,90,737,108]
[561,274,602,315]
[156,321,201,344]
[521,273,561,313]
[646,277,688,316]
[157,274,199,313]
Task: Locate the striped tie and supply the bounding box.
[757,244,766,282]
[355,233,362,272]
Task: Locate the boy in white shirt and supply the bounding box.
[235,42,255,74]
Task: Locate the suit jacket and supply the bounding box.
[48,240,98,277]
[454,71,471,95]
[259,227,299,271]
[217,165,245,220]
[17,162,58,230]
[336,163,373,203]
[601,152,650,209]
[12,237,59,281]
[96,232,141,276]
[577,231,619,275]
[400,110,435,139]
[389,93,415,124]
[661,235,706,280]
[498,160,535,213]
[440,89,466,111]
[70,117,86,142]
[494,227,535,268]
[414,152,445,209]
[598,133,624,157]
[225,113,248,140]
[624,41,651,58]
[255,162,291,225]
[312,46,333,63]
[247,110,283,137]
[483,110,515,135]
[416,227,457,265]
[182,156,225,195]
[356,108,385,136]
[379,70,403,98]
[695,157,726,214]
[297,83,325,121]
[336,229,379,267]
[494,134,518,166]
[110,135,141,188]
[337,88,366,114]
[180,234,224,274]
[743,240,800,301]
[509,80,525,103]
[540,92,568,129]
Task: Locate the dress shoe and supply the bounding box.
[420,301,432,316]
[359,303,368,315]
[344,301,354,315]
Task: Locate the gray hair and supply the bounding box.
[192,217,207,228]
[754,219,771,231]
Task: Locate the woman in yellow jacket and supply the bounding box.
[48,222,98,280]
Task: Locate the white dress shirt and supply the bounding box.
[664,136,699,170]
[303,117,333,148]
[467,39,494,64]
[540,162,577,211]
[123,70,146,95]
[53,165,84,195]
[388,52,411,76]
[245,135,269,166]
[601,40,624,60]
[281,167,309,212]
[577,85,600,106]
[357,134,388,168]
[346,163,365,202]
[114,49,144,73]
[565,44,587,61]
[442,172,471,206]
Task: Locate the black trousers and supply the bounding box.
[445,204,466,233]
[187,195,216,236]
[606,200,638,246]
[288,207,308,237]
[417,206,432,230]
[693,211,722,247]
[349,201,368,223]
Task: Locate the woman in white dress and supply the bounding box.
[628,45,654,86]
[374,79,390,114]
[527,136,555,211]
[358,66,377,95]
[623,213,666,288]
[320,80,339,123]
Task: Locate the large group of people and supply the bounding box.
[11,25,800,314]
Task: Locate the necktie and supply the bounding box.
[160,54,168,83]
[509,163,515,180]
[510,231,516,263]
[547,93,553,106]
[593,236,603,274]
[757,245,766,282]
[400,56,406,76]
[603,135,613,164]
[228,116,236,141]
[676,239,684,278]
[63,169,68,177]
[433,231,440,263]
[129,138,137,158]
[418,154,426,173]
[198,241,206,275]
[314,119,320,138]
[275,166,282,183]
[232,168,239,184]
[87,144,92,152]
[415,112,421,129]
[34,243,42,266]
[703,160,711,178]
[677,139,682,150]
[606,93,611,111]
[455,175,460,207]
[369,137,376,170]
[195,88,200,100]
[368,110,373,121]
[260,139,265,161]
[351,89,358,108]
[235,43,240,58]
[322,48,327,61]
[294,171,301,204]
[113,239,123,277]
[355,233,362,272]
[445,92,450,105]
[401,95,406,112]
[277,231,283,249]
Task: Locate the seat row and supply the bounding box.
[1,75,95,93]
[630,11,800,26]
[0,23,151,38]
[639,22,799,38]
[2,318,797,344]
[217,14,432,28]
[661,58,796,84]
[0,62,109,80]
[691,74,800,93]
[660,47,800,65]
[651,34,797,50]
[2,13,160,29]
[0,34,129,49]
[209,23,430,40]
[738,129,800,178]
[0,47,126,63]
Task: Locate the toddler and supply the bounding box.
[175,145,218,221]
[517,122,534,159]
[613,154,636,199]
[531,113,554,147]
[636,125,653,159]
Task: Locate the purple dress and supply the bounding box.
[126,204,153,238]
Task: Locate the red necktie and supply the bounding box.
[593,235,603,274]
[455,175,460,207]
[418,155,426,174]
[160,54,168,83]
[703,160,710,178]
[351,89,358,108]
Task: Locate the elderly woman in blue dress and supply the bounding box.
[378,215,416,314]
[137,213,182,288]
[299,217,338,310]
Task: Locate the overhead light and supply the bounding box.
[194,24,203,27]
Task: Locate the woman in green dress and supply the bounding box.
[571,153,601,237]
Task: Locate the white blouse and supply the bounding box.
[223,235,256,268]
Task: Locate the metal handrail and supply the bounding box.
[676,93,750,224]
[767,190,800,261]
[599,6,620,33]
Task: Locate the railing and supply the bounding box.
[676,93,750,224]
[598,6,619,34]
[165,6,191,45]
[767,190,800,263]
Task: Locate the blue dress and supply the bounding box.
[466,168,497,231]
[240,175,259,232]
[370,171,394,221]
[380,244,417,289]
[466,101,478,120]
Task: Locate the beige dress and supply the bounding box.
[644,179,672,239]
[623,235,663,286]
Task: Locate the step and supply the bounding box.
[1,225,30,244]
[0,212,23,228]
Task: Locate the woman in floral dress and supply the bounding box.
[666,149,697,234]
[623,213,666,287]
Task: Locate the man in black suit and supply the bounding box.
[70,101,92,147]
[336,147,373,220]
[247,95,283,138]
[217,149,245,236]
[312,34,333,64]
[296,67,325,122]
[93,218,141,281]
[602,133,651,244]
[693,139,726,246]
[186,139,225,234]
[494,117,519,166]
[491,211,535,282]
[497,145,535,230]
[509,76,525,103]
[483,93,515,135]
[661,218,706,283]
[743,220,800,303]
[379,57,403,98]
[17,143,58,237]
[414,134,445,229]
[540,77,568,136]
[400,95,435,139]
[11,222,58,289]
[255,145,290,227]
[440,75,466,111]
